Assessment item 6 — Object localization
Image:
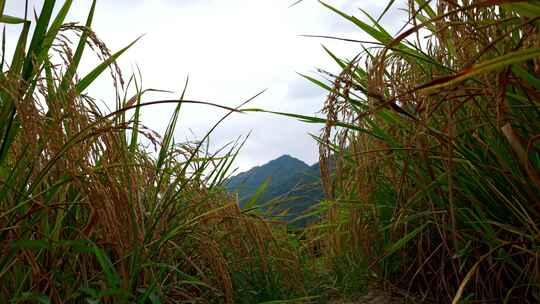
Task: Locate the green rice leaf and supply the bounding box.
[377,0,396,22]
[22,0,56,80]
[512,65,540,91]
[93,245,121,288]
[0,14,26,24]
[61,0,96,89]
[1,27,4,73]
[415,0,436,19]
[76,36,141,93]
[503,2,540,18]
[9,21,30,76]
[384,222,430,257]
[298,73,332,92]
[11,239,52,250]
[37,0,73,65]
[419,47,540,92]
[243,177,271,211]
[243,108,382,139]
[322,45,348,70]
[15,293,52,304]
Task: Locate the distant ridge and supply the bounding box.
[225,155,323,226]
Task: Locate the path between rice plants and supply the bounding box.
[328,289,405,304]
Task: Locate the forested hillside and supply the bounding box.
[225,155,323,225]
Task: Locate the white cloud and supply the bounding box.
[2,0,406,172]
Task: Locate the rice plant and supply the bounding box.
[0,1,312,302]
[303,0,540,302]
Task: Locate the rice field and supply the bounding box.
[0,0,538,303]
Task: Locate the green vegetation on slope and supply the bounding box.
[225,155,323,226]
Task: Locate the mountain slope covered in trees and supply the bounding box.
[225,155,323,225]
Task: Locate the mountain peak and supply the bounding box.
[268,154,306,165]
[276,154,295,160]
[225,155,323,226]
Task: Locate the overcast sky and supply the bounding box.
[4,0,406,172]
